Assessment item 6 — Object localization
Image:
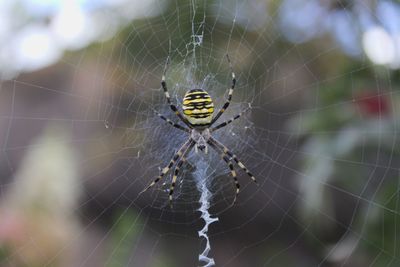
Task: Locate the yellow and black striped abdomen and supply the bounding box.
[182,89,214,127]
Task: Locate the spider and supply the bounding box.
[142,55,257,205]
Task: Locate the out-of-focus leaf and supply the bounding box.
[0,125,82,267]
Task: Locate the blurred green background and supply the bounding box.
[1,0,400,266]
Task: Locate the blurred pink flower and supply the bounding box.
[0,211,25,243]
[355,91,390,116]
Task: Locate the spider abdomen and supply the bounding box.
[182,89,214,127]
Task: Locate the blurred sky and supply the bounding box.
[0,0,165,77]
[1,0,400,78]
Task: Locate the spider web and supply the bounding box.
[1,0,400,266]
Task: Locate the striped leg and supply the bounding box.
[168,157,186,206]
[209,137,257,184]
[161,58,192,128]
[140,139,193,194]
[221,154,240,204]
[154,110,189,132]
[210,54,236,125]
[168,141,195,205]
[211,103,251,132]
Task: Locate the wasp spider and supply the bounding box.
[142,55,257,205]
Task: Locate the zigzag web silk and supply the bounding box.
[188,1,218,266]
[186,0,218,267]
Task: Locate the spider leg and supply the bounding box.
[168,142,194,205]
[153,109,190,132]
[168,157,186,205]
[140,139,194,194]
[208,137,257,184]
[210,54,236,126]
[211,103,251,132]
[161,58,192,128]
[220,154,240,204]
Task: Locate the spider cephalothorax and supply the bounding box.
[191,127,211,153]
[141,55,257,205]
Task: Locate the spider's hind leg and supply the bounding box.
[209,54,237,126]
[153,109,189,132]
[211,103,252,132]
[160,58,192,128]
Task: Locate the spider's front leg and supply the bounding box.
[168,157,186,203]
[208,137,257,184]
[168,141,195,205]
[220,154,240,204]
[168,157,188,207]
[140,139,194,194]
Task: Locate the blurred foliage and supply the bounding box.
[0,126,81,267]
[365,181,400,265]
[106,210,140,267]
[288,62,400,265]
